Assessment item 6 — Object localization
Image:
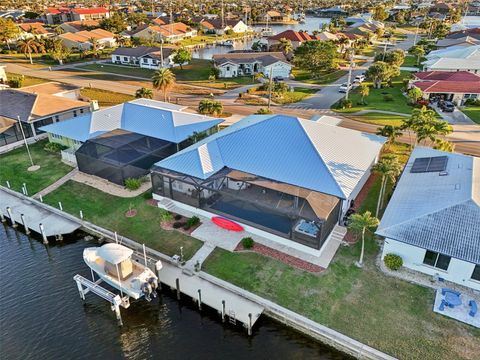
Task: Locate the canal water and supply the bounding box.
[0,225,349,360]
[193,17,330,59]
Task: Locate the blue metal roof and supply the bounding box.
[39,101,224,144]
[156,115,385,199]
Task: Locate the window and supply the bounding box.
[423,250,451,270]
[143,58,148,63]
[80,109,84,114]
[123,56,128,61]
[116,56,120,61]
[73,110,77,117]
[472,265,480,282]
[226,66,230,71]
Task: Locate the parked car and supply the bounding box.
[441,101,455,112]
[354,74,365,83]
[273,76,284,82]
[339,83,352,93]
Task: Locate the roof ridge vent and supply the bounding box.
[454,184,461,190]
[439,171,448,176]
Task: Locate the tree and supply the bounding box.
[365,62,399,89]
[409,45,425,66]
[276,38,293,56]
[100,12,127,33]
[126,12,147,26]
[348,211,379,267]
[376,49,405,67]
[433,139,455,152]
[198,99,223,116]
[294,40,338,73]
[87,37,100,58]
[407,87,423,104]
[372,154,402,216]
[376,125,402,148]
[0,18,20,50]
[359,83,369,104]
[114,34,129,47]
[49,43,71,65]
[404,106,453,146]
[172,48,192,69]
[135,87,153,99]
[54,26,64,35]
[152,68,176,102]
[372,5,389,22]
[17,38,45,64]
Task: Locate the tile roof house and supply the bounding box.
[377,147,480,291]
[267,30,320,49]
[111,46,176,69]
[410,71,480,105]
[212,52,292,78]
[39,99,224,185]
[58,28,116,50]
[44,7,110,25]
[130,22,197,43]
[59,19,100,33]
[0,85,90,147]
[18,22,50,36]
[200,19,249,35]
[151,114,384,249]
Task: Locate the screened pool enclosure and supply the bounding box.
[152,167,342,249]
[76,129,177,185]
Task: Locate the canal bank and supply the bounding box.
[0,186,395,360]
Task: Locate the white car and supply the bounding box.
[339,83,352,93]
[354,74,366,83]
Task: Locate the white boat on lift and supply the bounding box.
[83,243,160,301]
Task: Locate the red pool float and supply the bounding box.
[211,216,244,232]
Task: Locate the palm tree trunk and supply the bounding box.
[380,177,388,209]
[359,228,366,266]
[29,51,33,64]
[376,176,385,216]
[163,89,167,102]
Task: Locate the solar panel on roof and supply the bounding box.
[410,156,448,173]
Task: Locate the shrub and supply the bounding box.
[242,237,254,249]
[159,209,173,223]
[337,99,352,109]
[174,214,182,221]
[8,77,23,88]
[173,222,186,229]
[383,94,394,102]
[124,177,142,190]
[44,142,67,152]
[464,98,480,106]
[384,253,403,271]
[186,216,200,228]
[256,107,272,114]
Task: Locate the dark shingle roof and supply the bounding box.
[0,90,37,122]
[112,46,162,57]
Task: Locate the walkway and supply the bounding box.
[71,172,152,198]
[34,168,78,199]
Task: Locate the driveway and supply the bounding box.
[432,104,477,125]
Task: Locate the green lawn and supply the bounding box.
[80,88,135,106]
[79,63,156,79]
[0,139,73,194]
[203,144,480,360]
[462,106,480,124]
[6,72,50,87]
[346,112,408,127]
[292,68,347,85]
[274,87,316,104]
[333,73,413,114]
[43,181,203,260]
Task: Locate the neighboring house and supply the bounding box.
[39,99,224,185]
[59,20,100,33]
[422,57,480,74]
[0,65,7,84]
[435,36,480,48]
[111,46,176,68]
[377,147,480,291]
[0,84,90,147]
[212,52,292,78]
[151,114,385,250]
[200,19,249,35]
[130,22,197,43]
[267,30,320,50]
[316,6,348,17]
[425,45,480,63]
[44,7,110,25]
[261,10,290,23]
[0,10,25,20]
[410,71,480,105]
[18,22,50,38]
[445,28,480,41]
[58,29,116,50]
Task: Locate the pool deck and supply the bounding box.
[433,289,480,328]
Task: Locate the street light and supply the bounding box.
[17,116,40,172]
[345,48,355,101]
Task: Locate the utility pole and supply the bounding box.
[160,38,164,68]
[267,67,273,110]
[221,0,225,30]
[345,49,354,101]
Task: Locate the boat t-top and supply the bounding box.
[83,243,160,301]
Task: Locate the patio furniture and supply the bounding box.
[469,300,478,317]
[444,291,462,308]
[442,288,461,297]
[439,300,447,311]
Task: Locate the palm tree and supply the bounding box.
[88,37,100,58]
[135,87,153,99]
[376,125,402,148]
[152,68,176,102]
[17,38,45,64]
[348,211,379,267]
[278,38,293,56]
[371,154,402,217]
[50,43,71,65]
[359,83,369,105]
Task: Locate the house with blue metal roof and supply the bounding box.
[151,114,385,250]
[377,147,480,291]
[39,99,224,185]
